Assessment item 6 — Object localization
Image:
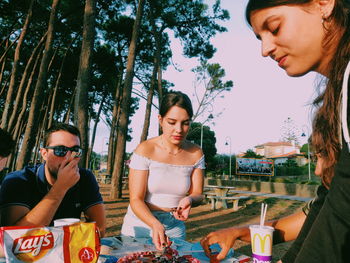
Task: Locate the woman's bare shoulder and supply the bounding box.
[184,141,204,158]
[134,136,159,156]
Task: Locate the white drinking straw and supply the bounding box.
[260,203,268,226]
[262,203,267,226]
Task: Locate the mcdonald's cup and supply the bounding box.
[249,225,274,263]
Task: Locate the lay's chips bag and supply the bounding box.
[0,222,100,263]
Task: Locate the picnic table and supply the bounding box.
[205,185,250,211]
[205,185,236,209]
[205,185,236,197]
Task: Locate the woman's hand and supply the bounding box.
[173,196,192,221]
[200,227,249,261]
[151,220,168,250]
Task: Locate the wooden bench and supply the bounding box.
[206,195,250,211]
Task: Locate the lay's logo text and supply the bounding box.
[12,232,54,257]
[251,233,272,254]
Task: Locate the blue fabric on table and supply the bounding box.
[191,241,234,261]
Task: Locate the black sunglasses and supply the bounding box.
[45,145,82,157]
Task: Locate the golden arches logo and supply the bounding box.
[252,233,272,253]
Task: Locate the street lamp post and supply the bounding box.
[225,136,232,178]
[200,114,214,149]
[102,137,109,154]
[200,124,204,149]
[301,125,311,181]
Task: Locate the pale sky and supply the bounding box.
[94,0,318,155]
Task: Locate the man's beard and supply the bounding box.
[47,165,58,180]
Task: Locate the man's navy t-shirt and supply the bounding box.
[0,164,103,225]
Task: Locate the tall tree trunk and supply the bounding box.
[108,96,122,174]
[106,73,123,174]
[48,35,78,128]
[8,118,25,172]
[74,0,96,168]
[16,0,60,170]
[0,39,9,91]
[1,0,34,130]
[32,113,46,164]
[33,98,50,162]
[8,35,46,132]
[156,53,163,103]
[140,60,157,142]
[47,74,59,128]
[107,80,122,175]
[63,87,76,123]
[149,4,163,107]
[110,0,145,199]
[88,92,106,168]
[0,35,20,66]
[12,46,42,137]
[149,7,163,135]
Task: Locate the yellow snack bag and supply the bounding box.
[64,222,100,263]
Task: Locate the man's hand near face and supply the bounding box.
[55,155,81,192]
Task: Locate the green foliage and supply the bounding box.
[274,161,313,176]
[243,149,264,159]
[191,60,233,120]
[193,60,233,91]
[90,151,102,170]
[209,154,236,175]
[300,143,310,156]
[187,122,217,169]
[147,0,230,59]
[275,165,302,176]
[284,159,298,167]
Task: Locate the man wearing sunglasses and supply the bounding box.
[0,123,106,237]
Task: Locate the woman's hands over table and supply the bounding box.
[172,196,192,221]
[151,220,170,250]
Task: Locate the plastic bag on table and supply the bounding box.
[0,222,100,263]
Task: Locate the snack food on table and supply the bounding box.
[0,222,100,263]
[116,246,200,263]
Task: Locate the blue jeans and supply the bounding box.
[121,207,186,240]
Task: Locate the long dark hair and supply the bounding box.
[246,0,350,186]
[159,91,193,119]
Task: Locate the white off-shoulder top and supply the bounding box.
[128,152,205,208]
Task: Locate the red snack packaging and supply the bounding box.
[0,222,100,263]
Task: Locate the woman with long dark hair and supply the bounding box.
[121,91,205,250]
[201,1,350,262]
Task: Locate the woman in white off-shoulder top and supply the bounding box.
[121,91,205,250]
